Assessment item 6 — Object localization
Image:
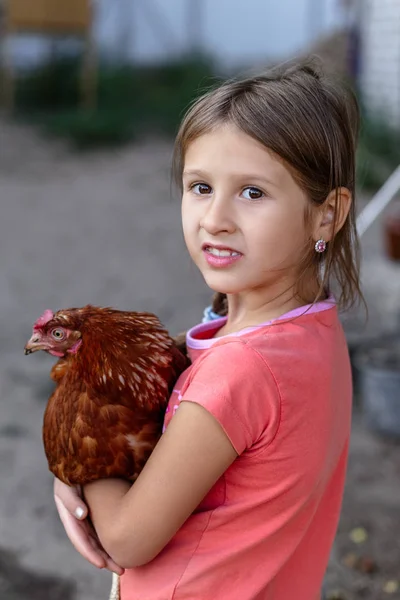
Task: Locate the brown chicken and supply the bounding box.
[24,305,188,486]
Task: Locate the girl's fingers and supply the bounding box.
[54,485,125,575]
[88,535,125,575]
[54,495,106,569]
[54,478,88,520]
[104,558,125,575]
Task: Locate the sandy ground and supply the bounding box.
[0,117,399,600]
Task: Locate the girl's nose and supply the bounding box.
[200,196,236,235]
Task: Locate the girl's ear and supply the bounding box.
[314,187,352,243]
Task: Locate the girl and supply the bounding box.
[54,60,362,600]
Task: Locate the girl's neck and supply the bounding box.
[215,281,324,337]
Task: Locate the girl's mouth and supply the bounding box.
[202,245,243,268]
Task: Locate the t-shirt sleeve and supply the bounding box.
[180,339,281,455]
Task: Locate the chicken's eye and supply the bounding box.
[51,328,65,340]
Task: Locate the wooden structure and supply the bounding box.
[0,0,97,111]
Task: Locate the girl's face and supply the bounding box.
[181,124,313,298]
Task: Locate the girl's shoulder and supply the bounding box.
[178,306,348,455]
[201,305,347,392]
[184,302,346,399]
[244,301,342,353]
[207,302,342,360]
[236,306,349,393]
[181,337,282,454]
[185,335,277,393]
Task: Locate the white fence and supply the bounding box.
[360,0,400,127]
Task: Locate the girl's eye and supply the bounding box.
[242,187,264,200]
[51,328,65,340]
[191,183,212,195]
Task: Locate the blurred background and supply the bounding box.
[0,1,399,599]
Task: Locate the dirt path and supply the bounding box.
[0,118,399,600]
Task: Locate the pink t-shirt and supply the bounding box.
[121,298,352,599]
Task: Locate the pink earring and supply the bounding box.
[315,239,326,253]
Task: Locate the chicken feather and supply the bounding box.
[25,305,189,486]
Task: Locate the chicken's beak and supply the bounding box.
[24,335,45,355]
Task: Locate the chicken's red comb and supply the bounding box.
[33,309,54,331]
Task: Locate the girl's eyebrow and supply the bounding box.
[182,169,208,178]
[237,175,277,187]
[182,169,277,187]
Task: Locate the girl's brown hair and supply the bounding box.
[173,59,363,312]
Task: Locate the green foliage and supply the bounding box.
[16,57,80,110]
[41,109,135,148]
[14,55,218,148]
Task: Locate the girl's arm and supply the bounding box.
[84,401,237,569]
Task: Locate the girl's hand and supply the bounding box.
[53,478,124,575]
